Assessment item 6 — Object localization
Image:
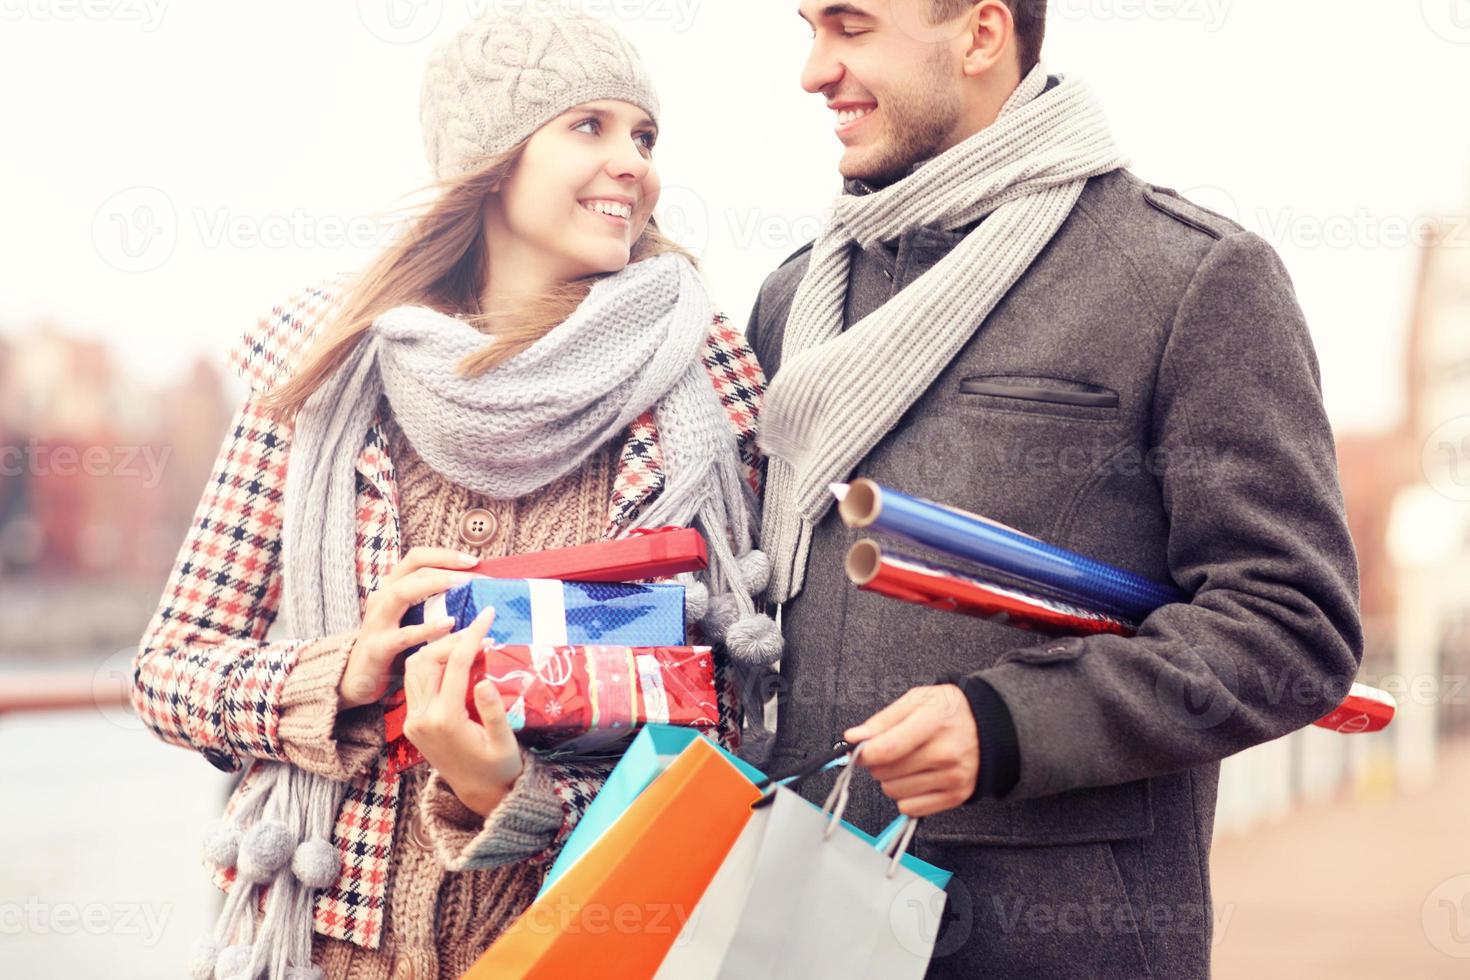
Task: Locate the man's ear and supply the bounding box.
[960,0,1014,78]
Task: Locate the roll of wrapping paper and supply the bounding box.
[843,532,1396,735]
[846,540,1137,637]
[834,480,1186,620]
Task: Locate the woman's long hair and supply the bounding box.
[258,139,694,421]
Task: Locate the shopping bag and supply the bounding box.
[540,724,766,896]
[657,742,952,980]
[462,736,761,980]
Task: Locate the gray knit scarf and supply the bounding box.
[759,66,1129,605]
[194,252,780,980]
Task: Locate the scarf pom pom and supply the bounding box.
[738,549,772,595]
[292,837,340,890]
[701,594,741,641]
[724,613,784,667]
[683,580,709,623]
[284,966,325,980]
[188,936,220,980]
[201,820,240,868]
[214,943,254,980]
[237,819,295,882]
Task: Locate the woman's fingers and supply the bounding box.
[402,644,439,716]
[388,567,479,610]
[383,546,481,585]
[435,608,497,716]
[473,676,516,740]
[379,617,457,660]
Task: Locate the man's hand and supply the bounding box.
[843,684,980,818]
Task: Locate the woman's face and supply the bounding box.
[487,99,662,281]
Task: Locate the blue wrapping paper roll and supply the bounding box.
[836,480,1186,621]
[404,578,687,647]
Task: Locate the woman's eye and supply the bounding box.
[637,132,657,151]
[573,118,600,135]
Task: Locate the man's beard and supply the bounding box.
[841,59,963,185]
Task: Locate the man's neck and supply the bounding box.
[842,73,1061,198]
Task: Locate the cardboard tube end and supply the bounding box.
[839,479,881,528]
[846,540,882,585]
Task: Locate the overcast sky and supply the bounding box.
[3,0,1469,435]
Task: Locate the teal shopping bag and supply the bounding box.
[538,725,766,895]
[540,726,950,896]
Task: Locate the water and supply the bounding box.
[0,703,235,977]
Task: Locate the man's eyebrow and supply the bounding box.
[798,3,874,26]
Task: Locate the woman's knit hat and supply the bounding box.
[419,11,661,181]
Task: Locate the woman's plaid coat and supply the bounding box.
[130,280,766,950]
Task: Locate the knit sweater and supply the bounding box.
[274,396,619,980]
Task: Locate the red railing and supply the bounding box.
[0,671,131,715]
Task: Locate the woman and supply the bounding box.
[132,11,778,980]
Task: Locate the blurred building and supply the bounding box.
[0,324,232,662]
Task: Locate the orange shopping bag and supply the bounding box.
[463,736,761,979]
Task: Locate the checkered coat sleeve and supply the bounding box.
[129,282,345,773]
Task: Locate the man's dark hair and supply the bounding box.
[931,0,1047,75]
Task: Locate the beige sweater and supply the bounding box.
[274,400,619,980]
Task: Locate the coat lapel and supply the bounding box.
[606,409,666,535]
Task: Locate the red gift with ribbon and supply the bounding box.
[384,645,718,774]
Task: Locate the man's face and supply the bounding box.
[797,0,970,184]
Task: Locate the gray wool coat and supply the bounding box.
[744,167,1363,979]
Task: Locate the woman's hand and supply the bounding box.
[338,546,483,710]
[402,606,524,817]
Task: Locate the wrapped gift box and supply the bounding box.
[385,644,718,773]
[404,578,687,648]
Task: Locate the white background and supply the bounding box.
[3,0,1469,435]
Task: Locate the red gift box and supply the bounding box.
[466,527,707,583]
[385,645,718,774]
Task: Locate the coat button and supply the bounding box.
[391,954,415,980]
[457,508,499,548]
[408,811,433,852]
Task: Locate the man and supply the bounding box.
[744,2,1363,977]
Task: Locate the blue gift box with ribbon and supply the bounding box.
[405,578,686,648]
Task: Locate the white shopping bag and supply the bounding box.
[654,743,952,980]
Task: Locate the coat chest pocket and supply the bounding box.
[958,375,1121,421]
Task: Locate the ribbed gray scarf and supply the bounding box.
[758,66,1129,604]
[194,252,779,980]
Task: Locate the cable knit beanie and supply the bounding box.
[420,11,661,181]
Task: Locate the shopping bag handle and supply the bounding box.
[750,740,854,809]
[819,743,924,879]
